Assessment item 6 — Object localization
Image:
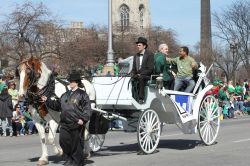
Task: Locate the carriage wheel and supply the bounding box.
[89,134,105,152]
[198,95,220,145]
[137,109,161,154]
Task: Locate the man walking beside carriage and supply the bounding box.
[41,70,91,166]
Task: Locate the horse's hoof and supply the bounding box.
[37,160,49,165]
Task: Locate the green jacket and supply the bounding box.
[154,52,176,81]
[234,85,243,95]
[23,111,33,122]
[0,82,7,93]
[218,89,229,101]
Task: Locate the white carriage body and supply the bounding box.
[92,63,220,154]
[92,75,213,134]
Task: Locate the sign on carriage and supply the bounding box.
[171,95,193,113]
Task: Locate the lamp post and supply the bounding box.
[106,0,114,66]
[230,41,238,85]
[101,0,115,76]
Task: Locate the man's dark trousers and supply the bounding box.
[138,75,150,101]
[60,126,84,166]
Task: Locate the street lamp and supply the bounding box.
[106,0,114,66]
[102,0,115,76]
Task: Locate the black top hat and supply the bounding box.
[67,70,81,82]
[136,37,148,48]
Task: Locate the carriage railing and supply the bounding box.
[192,63,213,94]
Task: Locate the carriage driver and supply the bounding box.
[166,46,198,93]
[41,70,91,166]
[131,37,154,104]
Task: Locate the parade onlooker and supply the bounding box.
[244,91,250,100]
[0,86,13,136]
[0,77,7,94]
[211,80,223,97]
[8,82,19,109]
[218,85,235,118]
[243,97,250,114]
[12,104,25,136]
[227,80,235,93]
[23,106,35,135]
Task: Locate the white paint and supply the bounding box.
[233,138,250,143]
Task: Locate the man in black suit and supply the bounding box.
[131,37,154,104]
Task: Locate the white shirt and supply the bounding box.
[139,49,145,69]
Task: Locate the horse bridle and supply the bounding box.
[18,61,55,107]
[16,61,40,88]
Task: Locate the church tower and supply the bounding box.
[112,0,151,36]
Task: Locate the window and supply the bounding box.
[139,4,144,29]
[120,4,129,31]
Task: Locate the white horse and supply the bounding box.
[17,57,96,165]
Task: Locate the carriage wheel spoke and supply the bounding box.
[211,115,219,120]
[210,120,219,126]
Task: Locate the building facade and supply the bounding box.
[112,0,151,36]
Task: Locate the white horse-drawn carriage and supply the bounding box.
[91,63,220,154]
[17,57,220,165]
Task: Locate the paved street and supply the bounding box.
[0,116,250,166]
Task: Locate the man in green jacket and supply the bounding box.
[154,43,176,90]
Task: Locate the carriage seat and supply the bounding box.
[131,74,159,102]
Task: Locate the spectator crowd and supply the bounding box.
[211,79,250,119]
[0,75,36,137]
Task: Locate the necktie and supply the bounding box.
[65,90,72,103]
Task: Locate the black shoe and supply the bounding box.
[63,160,73,166]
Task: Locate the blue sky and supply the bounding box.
[0,0,236,48]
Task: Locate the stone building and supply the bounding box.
[112,0,151,36]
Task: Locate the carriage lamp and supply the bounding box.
[156,73,163,89]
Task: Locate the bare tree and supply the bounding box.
[113,23,138,58]
[112,25,180,58]
[0,2,62,61]
[213,0,250,78]
[59,24,108,73]
[212,43,242,82]
[147,26,179,56]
